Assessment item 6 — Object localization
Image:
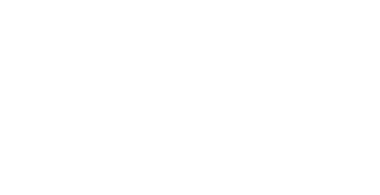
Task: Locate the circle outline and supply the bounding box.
[149,11,236,96]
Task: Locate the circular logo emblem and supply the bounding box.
[144,5,240,101]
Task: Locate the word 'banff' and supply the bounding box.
[26,125,358,153]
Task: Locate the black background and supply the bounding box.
[15,2,368,193]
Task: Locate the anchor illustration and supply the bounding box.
[169,23,215,85]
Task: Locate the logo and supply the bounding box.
[144,5,240,101]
